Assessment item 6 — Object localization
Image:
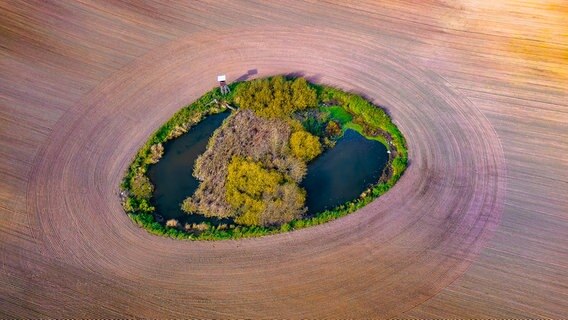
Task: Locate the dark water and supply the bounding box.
[147,112,231,225]
[301,129,388,215]
[148,116,388,225]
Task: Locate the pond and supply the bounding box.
[302,129,388,215]
[148,114,388,225]
[147,112,232,225]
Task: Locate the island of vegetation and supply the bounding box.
[120,76,408,240]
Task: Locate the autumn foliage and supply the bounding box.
[234,76,317,118]
[225,157,305,226]
[122,76,408,239]
[182,76,322,227]
[289,131,322,162]
[181,110,309,225]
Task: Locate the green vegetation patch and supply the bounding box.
[120,76,408,240]
[325,105,353,125]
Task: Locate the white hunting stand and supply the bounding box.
[217,75,230,95]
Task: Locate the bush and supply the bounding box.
[147,143,164,164]
[302,116,325,136]
[138,199,155,213]
[194,222,209,231]
[130,173,153,199]
[166,219,180,228]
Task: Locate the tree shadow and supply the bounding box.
[235,69,258,82]
[285,71,322,84]
[285,71,305,79]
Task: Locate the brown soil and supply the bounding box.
[1,1,566,318]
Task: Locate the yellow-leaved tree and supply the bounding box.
[289,131,322,162]
[225,156,305,226]
[235,76,317,119]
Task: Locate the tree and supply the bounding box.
[235,76,317,119]
[225,157,282,225]
[181,198,198,213]
[147,143,164,164]
[291,77,317,110]
[224,156,306,226]
[325,121,342,137]
[290,131,322,162]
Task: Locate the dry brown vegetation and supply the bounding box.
[182,109,309,225]
[148,143,164,164]
[181,76,323,227]
[166,219,180,228]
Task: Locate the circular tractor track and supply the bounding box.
[26,27,505,318]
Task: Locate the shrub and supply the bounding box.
[138,199,155,213]
[167,124,189,139]
[147,143,164,164]
[392,157,407,177]
[130,173,153,199]
[194,222,209,231]
[122,196,137,213]
[302,116,325,136]
[166,219,180,228]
